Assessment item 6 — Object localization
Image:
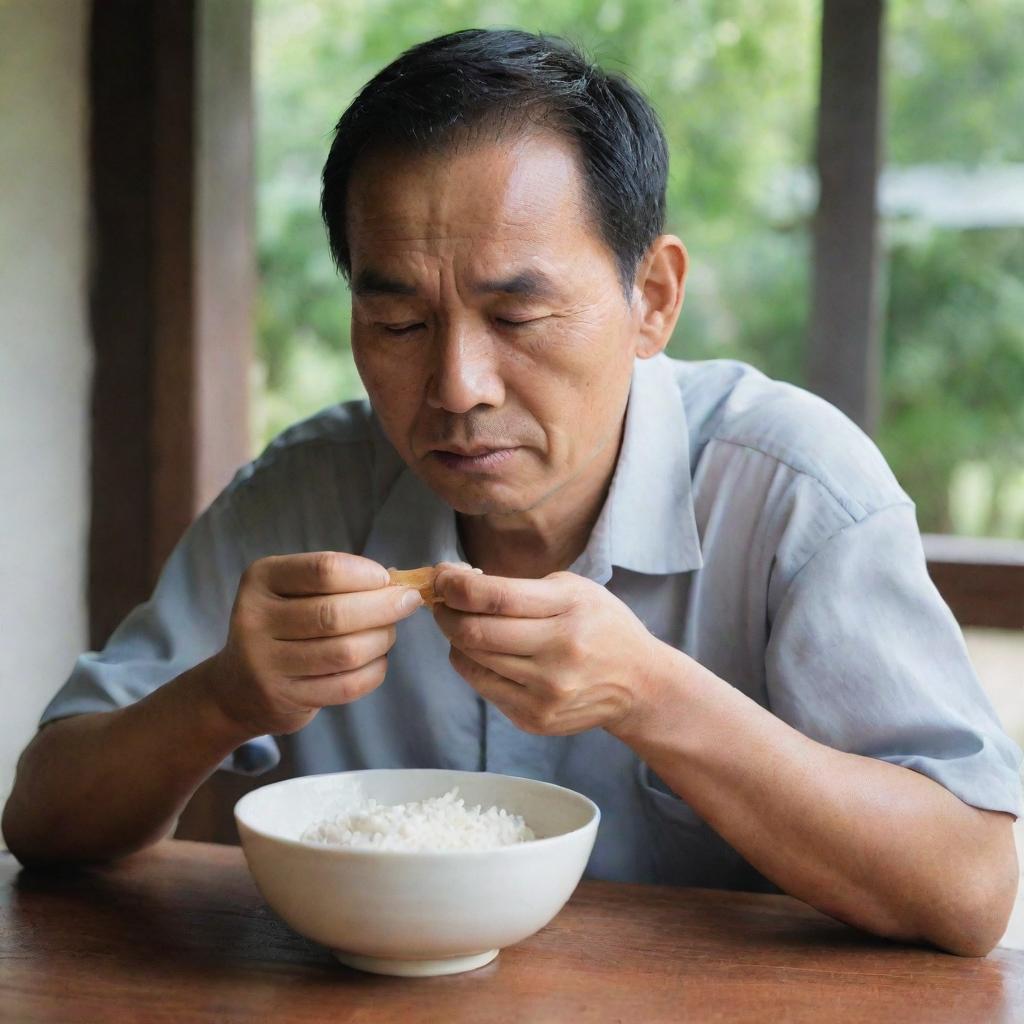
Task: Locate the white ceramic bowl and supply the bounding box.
[234,769,600,977]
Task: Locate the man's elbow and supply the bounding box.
[2,739,96,868]
[1,772,75,869]
[928,853,1019,958]
[1,789,45,869]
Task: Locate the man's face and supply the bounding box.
[346,131,643,517]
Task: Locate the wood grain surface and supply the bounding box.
[1,841,1021,1023]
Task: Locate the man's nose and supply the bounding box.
[426,322,505,414]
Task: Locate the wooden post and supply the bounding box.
[807,0,885,433]
[88,0,253,649]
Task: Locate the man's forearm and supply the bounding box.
[2,657,251,866]
[611,643,1019,957]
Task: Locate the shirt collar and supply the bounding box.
[362,353,703,579]
[587,352,703,579]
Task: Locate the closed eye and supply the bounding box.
[377,317,545,334]
[496,316,546,329]
[380,322,426,336]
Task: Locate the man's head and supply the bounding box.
[321,29,686,519]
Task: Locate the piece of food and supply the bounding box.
[387,566,441,607]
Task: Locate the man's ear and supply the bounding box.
[631,235,688,359]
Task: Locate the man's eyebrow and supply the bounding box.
[352,269,418,297]
[473,270,561,299]
[352,268,562,300]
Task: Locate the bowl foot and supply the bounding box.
[332,947,500,977]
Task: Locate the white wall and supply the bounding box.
[0,1,91,832]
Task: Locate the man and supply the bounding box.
[4,29,1020,956]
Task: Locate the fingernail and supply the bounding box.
[400,588,424,612]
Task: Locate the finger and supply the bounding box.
[272,586,422,640]
[288,655,389,708]
[448,649,582,737]
[419,561,481,605]
[433,571,576,617]
[448,647,532,713]
[433,561,481,574]
[258,552,390,597]
[274,627,396,678]
[449,644,544,687]
[433,605,551,656]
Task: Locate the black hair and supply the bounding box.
[320,28,668,295]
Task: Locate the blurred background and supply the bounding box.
[1,1,1021,873]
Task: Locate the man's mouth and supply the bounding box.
[430,446,519,472]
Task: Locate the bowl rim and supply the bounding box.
[233,768,601,860]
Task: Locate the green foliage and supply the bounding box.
[254,0,1024,537]
[880,226,1024,535]
[888,0,1024,166]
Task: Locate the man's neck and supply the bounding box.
[457,424,624,580]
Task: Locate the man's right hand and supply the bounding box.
[209,552,424,739]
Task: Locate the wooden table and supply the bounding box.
[2,841,1021,1023]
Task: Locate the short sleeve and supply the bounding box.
[38,489,280,777]
[765,502,1023,817]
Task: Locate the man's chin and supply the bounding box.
[443,489,532,517]
[421,473,535,517]
[450,498,529,516]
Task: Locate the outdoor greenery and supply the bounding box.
[254,0,1024,537]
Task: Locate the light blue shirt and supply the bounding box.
[41,355,1023,888]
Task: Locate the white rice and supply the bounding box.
[301,787,535,852]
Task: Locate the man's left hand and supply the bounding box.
[432,569,662,735]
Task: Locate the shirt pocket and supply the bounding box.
[634,759,773,892]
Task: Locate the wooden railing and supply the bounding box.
[925,535,1024,631]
